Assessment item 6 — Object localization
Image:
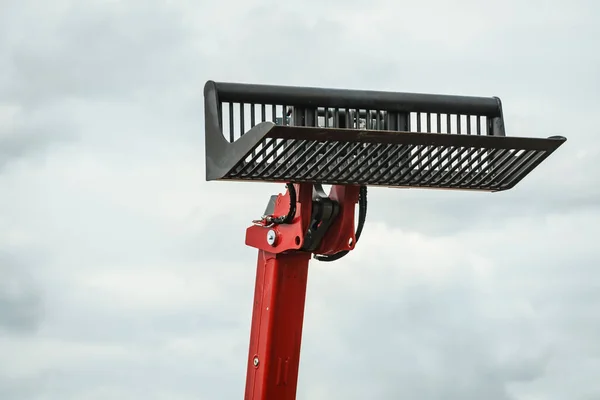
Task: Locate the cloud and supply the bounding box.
[0,257,43,334]
[0,0,599,399]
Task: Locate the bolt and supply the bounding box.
[266,230,277,246]
[253,356,259,367]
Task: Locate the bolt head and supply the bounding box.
[266,230,277,246]
[253,356,259,366]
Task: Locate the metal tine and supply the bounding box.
[334,108,339,128]
[416,113,422,169]
[446,114,451,134]
[392,144,431,183]
[474,115,482,172]
[303,141,352,180]
[498,150,546,189]
[259,137,297,177]
[404,145,442,183]
[218,102,224,133]
[435,147,480,186]
[324,108,330,127]
[282,104,290,153]
[298,141,345,180]
[436,113,442,167]
[302,107,311,162]
[229,103,234,142]
[277,141,321,178]
[471,149,515,187]
[421,145,458,181]
[347,143,394,183]
[464,149,508,186]
[466,115,472,168]
[368,144,414,184]
[269,105,278,157]
[413,145,447,183]
[425,146,472,184]
[425,112,432,165]
[420,147,450,184]
[250,104,256,157]
[333,143,382,181]
[266,140,309,179]
[453,147,488,187]
[494,151,541,188]
[427,113,432,132]
[373,110,382,168]
[468,149,511,187]
[234,138,278,177]
[240,102,245,137]
[455,114,463,171]
[314,143,363,182]
[483,150,527,189]
[345,108,351,129]
[493,150,539,186]
[372,145,415,184]
[292,142,330,178]
[366,109,372,129]
[467,115,472,135]
[261,104,266,122]
[320,140,364,182]
[244,138,289,177]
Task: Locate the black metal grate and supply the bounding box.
[225,136,553,191]
[204,81,565,191]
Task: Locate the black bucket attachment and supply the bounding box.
[204,81,565,192]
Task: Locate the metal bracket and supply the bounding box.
[301,184,340,252]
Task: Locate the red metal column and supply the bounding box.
[244,249,312,400]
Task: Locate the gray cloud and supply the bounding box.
[0,254,43,334]
[0,0,599,399]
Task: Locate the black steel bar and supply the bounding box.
[266,140,309,179]
[211,81,502,116]
[313,142,363,181]
[332,143,382,181]
[291,142,330,178]
[424,147,470,184]
[371,145,414,184]
[350,143,394,182]
[242,139,288,177]
[302,141,352,180]
[276,141,321,178]
[498,150,546,189]
[229,103,234,142]
[240,103,245,135]
[297,142,342,179]
[232,139,276,177]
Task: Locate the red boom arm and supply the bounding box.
[243,183,360,400]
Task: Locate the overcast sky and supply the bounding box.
[1,0,599,399]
